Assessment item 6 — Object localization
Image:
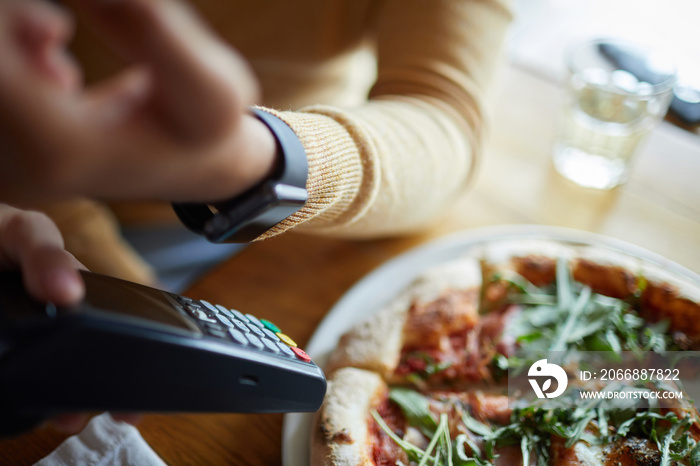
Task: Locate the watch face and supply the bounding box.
[205,184,306,243]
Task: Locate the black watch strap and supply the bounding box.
[172,109,308,243]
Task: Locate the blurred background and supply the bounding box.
[507,0,700,131]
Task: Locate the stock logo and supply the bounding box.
[528,359,568,399]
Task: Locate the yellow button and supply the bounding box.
[276,333,297,347]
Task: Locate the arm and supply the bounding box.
[260,0,513,239]
[0,0,511,241]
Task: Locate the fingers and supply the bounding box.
[0,1,88,203]
[82,66,153,128]
[0,205,85,306]
[72,0,259,141]
[1,0,81,91]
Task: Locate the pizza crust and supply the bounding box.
[324,257,482,377]
[570,245,643,299]
[480,239,574,287]
[311,367,386,466]
[479,239,574,269]
[639,263,700,338]
[480,239,650,300]
[569,248,700,336]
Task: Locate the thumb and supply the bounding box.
[0,207,85,306]
[69,0,259,142]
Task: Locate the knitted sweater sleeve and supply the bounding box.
[257,0,512,240]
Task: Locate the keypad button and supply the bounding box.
[245,314,265,328]
[291,347,312,363]
[191,309,217,323]
[200,300,219,314]
[232,320,249,333]
[177,296,194,305]
[262,328,280,341]
[185,304,200,315]
[277,342,295,357]
[247,324,265,338]
[229,309,247,322]
[245,333,264,350]
[228,329,248,345]
[260,319,281,333]
[207,328,227,339]
[215,315,234,327]
[261,338,280,353]
[215,305,233,318]
[276,333,297,347]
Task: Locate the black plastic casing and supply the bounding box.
[0,271,326,436]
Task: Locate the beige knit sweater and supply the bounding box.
[242,0,514,238]
[40,0,512,282]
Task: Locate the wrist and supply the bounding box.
[228,113,278,197]
[173,109,308,243]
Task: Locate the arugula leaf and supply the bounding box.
[454,435,482,466]
[564,410,596,448]
[493,271,542,296]
[371,409,427,462]
[520,436,530,466]
[605,329,623,356]
[564,317,606,343]
[597,405,608,438]
[550,285,592,351]
[418,413,449,466]
[689,442,700,465]
[507,294,557,306]
[555,257,573,314]
[389,387,438,438]
[462,412,494,438]
[443,414,453,466]
[402,352,453,382]
[660,419,682,466]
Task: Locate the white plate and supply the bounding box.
[281,225,700,466]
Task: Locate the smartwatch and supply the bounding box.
[172,109,308,243]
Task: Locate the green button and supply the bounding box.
[260,319,280,333]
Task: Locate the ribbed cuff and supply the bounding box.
[254,105,367,240]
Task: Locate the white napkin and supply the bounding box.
[35,413,166,466]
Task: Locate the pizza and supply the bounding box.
[310,239,700,465]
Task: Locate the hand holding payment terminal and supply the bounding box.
[0,270,326,436]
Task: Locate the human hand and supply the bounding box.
[0,0,276,204]
[0,204,139,433]
[0,203,84,306]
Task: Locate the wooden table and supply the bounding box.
[1,64,699,465]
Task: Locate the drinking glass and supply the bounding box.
[552,39,676,190]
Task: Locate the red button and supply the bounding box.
[291,347,311,363]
